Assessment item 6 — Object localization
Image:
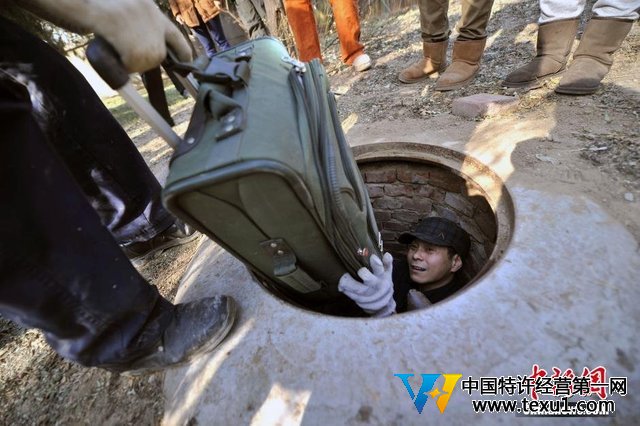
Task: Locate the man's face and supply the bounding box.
[406,239,459,288]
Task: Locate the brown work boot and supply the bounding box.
[435,38,486,91]
[398,40,448,84]
[503,19,579,90]
[556,18,634,95]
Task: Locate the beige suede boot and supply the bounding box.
[503,19,579,90]
[435,38,486,91]
[556,18,634,95]
[398,40,448,84]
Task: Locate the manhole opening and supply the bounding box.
[263,143,513,318]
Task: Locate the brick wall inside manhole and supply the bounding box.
[359,160,497,283]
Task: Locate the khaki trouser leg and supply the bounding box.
[419,0,494,42]
[457,0,495,40]
[419,0,451,42]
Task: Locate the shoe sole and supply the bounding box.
[554,85,598,95]
[190,297,237,359]
[130,232,201,268]
[502,71,565,91]
[354,62,372,72]
[434,73,477,91]
[398,71,442,84]
[121,298,237,376]
[502,79,545,90]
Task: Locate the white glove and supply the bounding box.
[338,253,396,317]
[21,0,192,73]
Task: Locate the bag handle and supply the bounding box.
[195,58,250,86]
[260,238,323,293]
[197,54,252,138]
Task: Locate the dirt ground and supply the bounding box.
[1,1,638,424]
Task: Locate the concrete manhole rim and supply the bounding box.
[352,141,515,288]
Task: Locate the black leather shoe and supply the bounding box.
[121,221,199,267]
[104,295,236,375]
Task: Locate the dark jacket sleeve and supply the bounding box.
[392,258,410,313]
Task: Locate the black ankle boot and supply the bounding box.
[121,220,199,267]
[103,295,236,375]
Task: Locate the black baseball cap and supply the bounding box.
[398,217,470,257]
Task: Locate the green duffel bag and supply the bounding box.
[163,37,381,314]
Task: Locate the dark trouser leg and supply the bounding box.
[164,66,188,97]
[0,18,174,245]
[0,76,174,368]
[141,67,175,127]
[235,0,269,38]
[192,24,218,57]
[204,15,232,50]
[457,0,495,40]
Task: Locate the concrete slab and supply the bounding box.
[162,126,640,425]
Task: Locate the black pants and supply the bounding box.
[0,17,175,367]
[141,67,175,127]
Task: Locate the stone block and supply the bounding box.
[393,163,411,183]
[416,184,446,202]
[384,183,415,197]
[459,217,486,244]
[373,197,403,210]
[433,205,459,223]
[428,170,466,192]
[373,210,392,223]
[397,168,430,184]
[475,212,497,241]
[452,94,519,119]
[383,242,405,256]
[380,230,398,241]
[470,194,492,213]
[384,220,408,232]
[392,210,419,223]
[366,184,384,198]
[364,169,396,183]
[445,192,475,217]
[397,165,465,192]
[404,198,433,213]
[467,242,488,275]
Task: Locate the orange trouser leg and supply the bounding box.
[284,0,322,61]
[329,0,364,64]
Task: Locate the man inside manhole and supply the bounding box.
[339,217,470,316]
